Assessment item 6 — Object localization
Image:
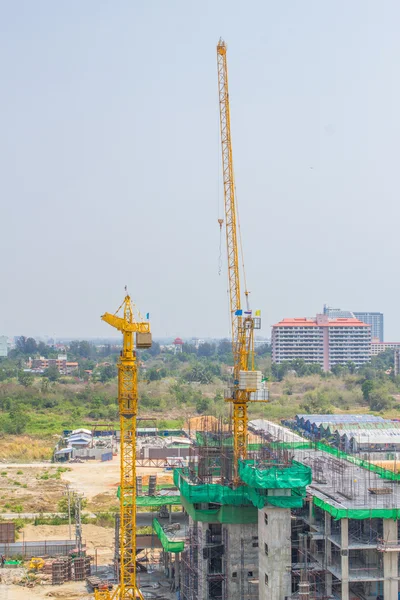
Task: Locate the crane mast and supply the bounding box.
[96,294,151,600]
[217,39,262,483]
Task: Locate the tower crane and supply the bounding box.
[95,294,151,600]
[217,39,265,484]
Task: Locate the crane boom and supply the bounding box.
[217,39,262,483]
[96,294,151,600]
[217,40,242,363]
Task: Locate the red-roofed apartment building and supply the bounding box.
[272,314,371,371]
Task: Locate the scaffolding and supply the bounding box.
[181,526,202,600]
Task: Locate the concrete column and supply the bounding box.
[258,508,291,600]
[340,518,349,600]
[175,552,180,591]
[308,497,315,526]
[383,519,398,600]
[324,512,332,596]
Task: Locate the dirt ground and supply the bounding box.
[0,459,173,513]
[0,466,66,513]
[0,459,175,599]
[63,461,172,511]
[23,524,115,565]
[0,578,93,599]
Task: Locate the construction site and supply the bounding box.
[1,35,400,600]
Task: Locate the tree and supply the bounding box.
[272,361,290,381]
[197,343,216,358]
[361,379,374,402]
[255,343,271,356]
[58,496,88,518]
[7,407,30,434]
[37,341,50,358]
[345,361,357,374]
[182,343,197,355]
[17,370,34,387]
[148,341,161,356]
[99,364,117,383]
[300,390,333,414]
[371,348,394,371]
[44,365,60,382]
[69,340,95,359]
[40,378,50,393]
[217,339,231,356]
[196,397,210,414]
[369,390,392,412]
[15,336,38,355]
[183,364,213,384]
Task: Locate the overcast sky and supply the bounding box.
[1,1,399,341]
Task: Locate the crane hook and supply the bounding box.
[218,218,224,230]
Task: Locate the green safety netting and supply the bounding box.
[174,467,308,511]
[195,432,232,447]
[270,442,312,450]
[246,485,307,509]
[180,495,258,524]
[152,518,184,553]
[313,496,400,520]
[173,469,252,506]
[137,496,181,507]
[238,460,312,489]
[117,487,181,506]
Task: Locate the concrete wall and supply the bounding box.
[187,517,258,600]
[224,522,258,600]
[383,519,398,600]
[258,507,291,600]
[74,447,112,460]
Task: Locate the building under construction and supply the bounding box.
[148,416,400,600]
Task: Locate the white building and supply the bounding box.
[272,314,371,371]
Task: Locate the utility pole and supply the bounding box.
[74,493,83,555]
[64,484,72,540]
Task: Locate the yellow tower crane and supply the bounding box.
[217,39,265,484]
[95,294,151,600]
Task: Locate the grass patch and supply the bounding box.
[137,526,152,535]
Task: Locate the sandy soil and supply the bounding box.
[60,461,171,499]
[22,524,114,567]
[0,466,66,513]
[0,459,171,513]
[0,579,93,599]
[60,461,172,511]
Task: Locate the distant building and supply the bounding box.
[192,338,205,350]
[323,306,384,342]
[323,305,355,319]
[395,350,400,377]
[173,337,184,354]
[272,314,371,371]
[28,354,79,375]
[371,342,400,356]
[0,336,8,358]
[353,312,384,342]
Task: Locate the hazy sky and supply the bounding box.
[1,1,400,341]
